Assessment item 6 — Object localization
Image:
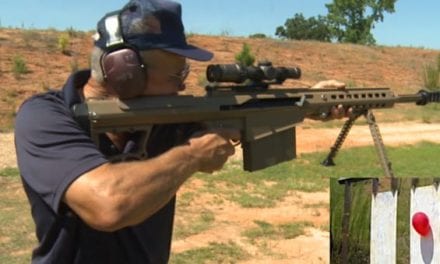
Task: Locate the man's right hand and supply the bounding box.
[186,129,240,173]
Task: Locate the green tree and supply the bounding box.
[249,33,267,39]
[325,0,397,45]
[275,13,331,42]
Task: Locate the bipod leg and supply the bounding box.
[365,110,395,179]
[322,112,363,166]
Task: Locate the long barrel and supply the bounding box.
[396,90,440,104]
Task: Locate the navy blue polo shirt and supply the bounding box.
[15,70,197,264]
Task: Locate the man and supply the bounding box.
[15,0,346,263]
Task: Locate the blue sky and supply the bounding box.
[1,0,440,50]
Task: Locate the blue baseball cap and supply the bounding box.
[95,0,213,61]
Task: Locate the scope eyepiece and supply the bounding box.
[206,62,301,84]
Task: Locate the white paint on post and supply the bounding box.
[410,186,440,264]
[370,191,398,264]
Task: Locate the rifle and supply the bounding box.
[72,61,440,172]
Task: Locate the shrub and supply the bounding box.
[12,55,29,79]
[198,74,209,87]
[235,43,255,66]
[58,34,71,55]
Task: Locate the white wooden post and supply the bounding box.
[370,191,398,264]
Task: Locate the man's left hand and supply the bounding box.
[311,80,352,119]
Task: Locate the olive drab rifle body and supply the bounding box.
[72,62,440,171]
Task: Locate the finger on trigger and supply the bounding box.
[337,105,345,118]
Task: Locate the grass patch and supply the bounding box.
[177,191,197,207]
[169,241,249,264]
[195,158,329,208]
[228,191,275,208]
[242,220,313,241]
[242,220,276,240]
[0,167,19,178]
[173,210,215,240]
[303,201,329,209]
[279,222,314,239]
[241,220,314,258]
[0,177,35,264]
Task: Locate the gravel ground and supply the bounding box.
[0,133,16,169]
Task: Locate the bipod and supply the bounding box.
[322,110,397,181]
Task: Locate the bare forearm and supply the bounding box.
[110,146,198,225]
[65,129,238,232]
[65,144,198,231]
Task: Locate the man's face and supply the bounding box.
[141,50,188,96]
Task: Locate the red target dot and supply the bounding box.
[412,212,430,236]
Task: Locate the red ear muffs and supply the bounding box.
[101,48,146,99]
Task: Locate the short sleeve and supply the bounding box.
[15,94,108,213]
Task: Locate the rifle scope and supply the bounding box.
[206,62,301,83]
